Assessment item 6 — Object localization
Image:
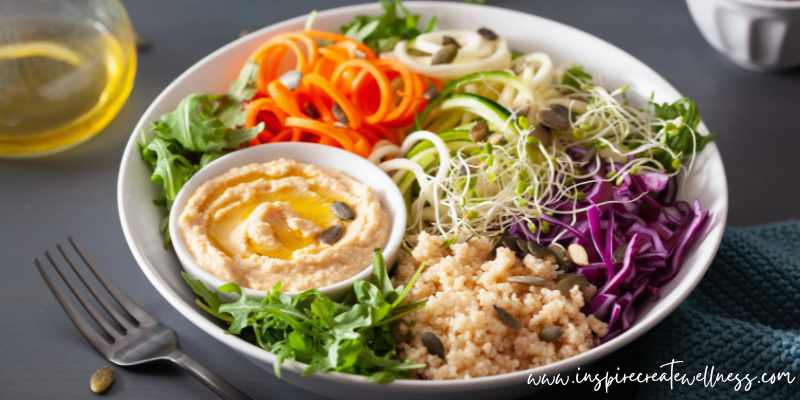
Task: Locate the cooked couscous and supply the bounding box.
[393,233,609,380]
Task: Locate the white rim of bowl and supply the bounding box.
[167,142,407,298]
[118,0,729,388]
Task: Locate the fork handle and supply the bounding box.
[167,350,253,400]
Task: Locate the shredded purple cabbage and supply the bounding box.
[508,152,709,345]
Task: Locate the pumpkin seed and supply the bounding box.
[529,123,552,147]
[512,99,532,117]
[477,27,498,41]
[537,107,570,131]
[493,304,521,330]
[421,331,446,360]
[442,35,460,48]
[469,120,489,142]
[512,57,528,74]
[488,131,504,145]
[547,243,570,270]
[612,243,628,264]
[508,276,550,286]
[353,49,366,59]
[135,33,149,51]
[332,102,348,124]
[423,86,439,100]
[567,244,589,266]
[519,239,555,261]
[580,146,597,165]
[557,274,589,296]
[431,44,458,65]
[391,320,410,344]
[539,326,564,342]
[331,201,355,220]
[551,104,571,119]
[319,224,344,244]
[494,235,522,258]
[90,366,114,393]
[407,47,431,57]
[279,70,302,91]
[333,121,349,129]
[555,272,574,282]
[238,30,253,38]
[304,102,320,119]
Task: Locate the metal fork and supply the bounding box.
[35,237,252,400]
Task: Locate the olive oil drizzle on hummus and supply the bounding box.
[204,176,349,261]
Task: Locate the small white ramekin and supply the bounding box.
[168,142,407,301]
[686,0,800,71]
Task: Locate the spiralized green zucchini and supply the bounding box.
[379,37,700,239]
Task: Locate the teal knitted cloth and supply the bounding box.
[636,222,800,399]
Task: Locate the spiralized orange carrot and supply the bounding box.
[241,29,435,153]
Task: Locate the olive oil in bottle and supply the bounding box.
[0,17,135,157]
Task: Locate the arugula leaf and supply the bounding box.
[652,97,719,172]
[184,249,429,384]
[182,272,222,312]
[339,0,434,54]
[228,61,259,102]
[139,135,193,204]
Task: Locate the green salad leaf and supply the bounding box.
[339,0,435,54]
[183,249,428,384]
[652,97,719,172]
[137,65,263,248]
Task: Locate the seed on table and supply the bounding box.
[469,120,489,142]
[431,44,458,65]
[239,29,254,38]
[331,201,355,220]
[332,102,348,124]
[539,326,564,342]
[279,70,302,91]
[90,366,114,393]
[422,331,446,361]
[319,224,344,244]
[134,32,148,51]
[567,244,589,266]
[493,304,521,330]
[477,27,498,41]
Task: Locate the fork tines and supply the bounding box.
[34,237,154,354]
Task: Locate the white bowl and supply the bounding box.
[168,142,407,301]
[686,0,800,71]
[118,2,728,399]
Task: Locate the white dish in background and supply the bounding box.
[117,2,729,399]
[169,142,407,301]
[686,0,800,72]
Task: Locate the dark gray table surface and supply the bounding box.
[2,0,798,399]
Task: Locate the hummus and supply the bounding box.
[178,158,391,291]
